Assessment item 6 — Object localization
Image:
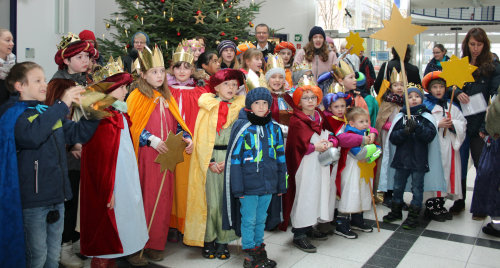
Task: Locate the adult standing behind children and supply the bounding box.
[122,32,150,74]
[423,44,450,76]
[294,26,337,81]
[0,28,16,105]
[253,24,275,57]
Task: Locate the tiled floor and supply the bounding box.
[79,166,500,268]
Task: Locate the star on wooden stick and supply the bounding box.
[358,161,376,184]
[369,3,427,59]
[154,131,187,172]
[346,31,364,56]
[194,12,206,24]
[439,55,477,88]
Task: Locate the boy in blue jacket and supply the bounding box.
[0,62,99,268]
[224,88,286,268]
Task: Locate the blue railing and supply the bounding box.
[411,6,498,22]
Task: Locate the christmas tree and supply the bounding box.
[98,0,262,64]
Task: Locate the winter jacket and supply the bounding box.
[9,99,99,209]
[294,49,337,81]
[374,59,421,94]
[389,104,437,172]
[229,109,287,198]
[423,55,450,76]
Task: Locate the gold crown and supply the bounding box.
[76,82,117,120]
[131,58,141,75]
[292,61,312,72]
[92,57,124,82]
[172,40,195,65]
[57,32,81,50]
[332,60,354,81]
[246,69,267,91]
[138,45,165,72]
[327,82,344,94]
[407,82,422,91]
[266,54,285,71]
[390,67,404,84]
[298,74,317,87]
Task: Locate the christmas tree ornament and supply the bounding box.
[215,40,221,45]
[163,11,166,18]
[220,32,226,36]
[236,15,240,20]
[124,29,128,37]
[177,31,181,36]
[105,23,110,29]
[234,36,238,41]
[225,17,229,22]
[169,17,175,22]
[161,0,165,2]
[141,17,144,24]
[196,10,201,15]
[345,31,364,56]
[223,0,228,2]
[194,12,206,24]
[134,14,139,19]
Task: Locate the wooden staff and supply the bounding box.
[399,58,411,117]
[139,170,168,258]
[443,85,457,136]
[369,178,381,232]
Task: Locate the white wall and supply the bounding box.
[17,0,96,78]
[0,0,10,29]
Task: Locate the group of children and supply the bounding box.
[0,28,475,268]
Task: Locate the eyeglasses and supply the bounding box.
[134,41,146,45]
[301,96,318,102]
[256,32,268,35]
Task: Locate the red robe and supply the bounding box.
[80,109,128,256]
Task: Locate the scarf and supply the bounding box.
[0,53,16,80]
[167,73,195,87]
[384,92,404,106]
[246,110,272,126]
[216,100,231,134]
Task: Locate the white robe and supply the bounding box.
[291,130,336,228]
[337,154,373,214]
[425,104,466,200]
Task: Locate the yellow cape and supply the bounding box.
[183,93,245,247]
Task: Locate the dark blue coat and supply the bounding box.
[471,138,500,216]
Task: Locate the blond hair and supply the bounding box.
[346,106,369,122]
[241,48,263,70]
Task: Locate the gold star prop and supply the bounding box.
[194,12,206,24]
[346,31,364,56]
[358,161,376,184]
[154,131,187,172]
[439,55,477,88]
[369,3,427,59]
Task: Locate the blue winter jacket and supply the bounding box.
[228,109,287,198]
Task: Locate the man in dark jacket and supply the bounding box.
[253,24,275,57]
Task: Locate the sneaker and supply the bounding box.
[482,223,500,238]
[60,242,83,268]
[334,216,358,239]
[306,228,328,241]
[351,214,373,233]
[449,199,465,215]
[292,236,317,253]
[127,251,148,266]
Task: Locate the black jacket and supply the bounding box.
[122,49,139,74]
[253,41,275,57]
[390,105,437,172]
[374,59,421,94]
[423,55,450,76]
[3,99,99,209]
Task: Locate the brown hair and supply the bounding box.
[346,106,369,122]
[304,40,330,63]
[461,27,494,78]
[168,61,206,81]
[241,48,263,70]
[138,75,171,100]
[434,44,446,53]
[5,62,42,94]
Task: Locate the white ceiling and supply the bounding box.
[411,0,499,9]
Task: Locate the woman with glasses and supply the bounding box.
[123,32,150,73]
[424,44,450,76]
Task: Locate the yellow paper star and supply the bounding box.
[369,3,427,59]
[346,31,364,56]
[358,161,376,184]
[194,13,206,24]
[439,55,477,88]
[154,131,187,173]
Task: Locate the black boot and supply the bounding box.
[334,215,358,239]
[402,205,421,230]
[243,247,262,268]
[449,199,465,214]
[292,235,317,253]
[436,197,452,220]
[350,213,373,233]
[306,228,328,241]
[257,243,276,268]
[424,198,446,222]
[383,202,403,223]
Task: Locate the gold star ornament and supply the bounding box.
[194,12,206,24]
[358,161,376,184]
[345,31,364,56]
[439,55,477,88]
[154,131,188,172]
[369,3,427,59]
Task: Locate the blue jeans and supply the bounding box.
[393,169,425,208]
[23,203,64,268]
[239,194,272,250]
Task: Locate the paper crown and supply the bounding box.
[77,82,117,120]
[57,32,81,50]
[246,69,267,91]
[292,61,312,72]
[131,58,141,75]
[138,45,165,72]
[390,67,404,84]
[172,40,195,65]
[327,82,344,94]
[266,54,285,71]
[236,41,256,56]
[92,57,124,82]
[297,74,317,87]
[332,60,355,81]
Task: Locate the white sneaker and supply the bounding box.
[60,242,83,268]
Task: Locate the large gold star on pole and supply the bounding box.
[369,3,427,59]
[346,31,364,56]
[154,131,187,172]
[193,12,206,24]
[358,161,376,184]
[439,55,477,88]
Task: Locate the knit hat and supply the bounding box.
[79,30,96,42]
[245,87,273,109]
[217,40,237,56]
[325,36,334,45]
[309,26,326,41]
[130,32,150,46]
[406,87,424,100]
